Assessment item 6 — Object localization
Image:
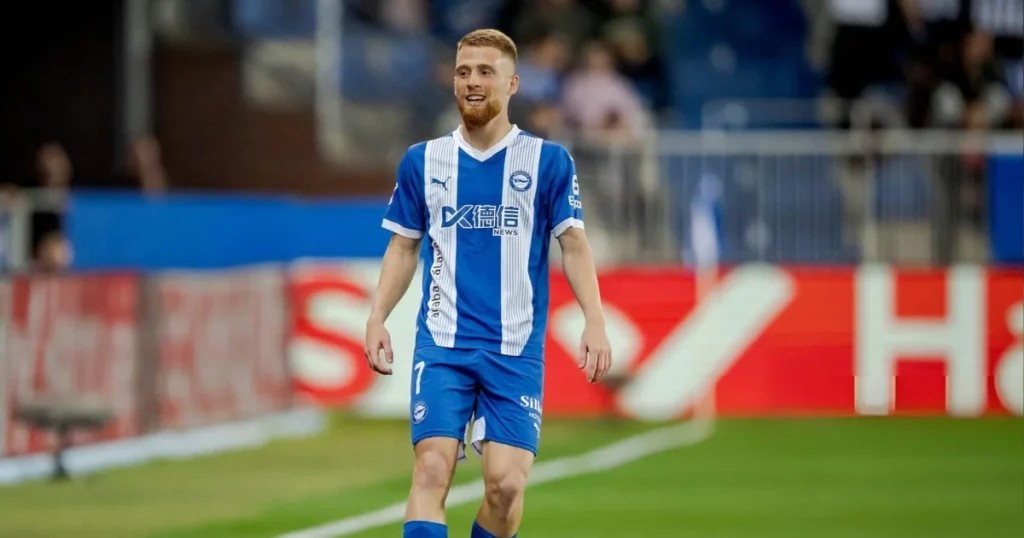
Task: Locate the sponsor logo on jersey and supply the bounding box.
[428,241,444,319]
[430,176,450,191]
[441,205,521,236]
[567,174,582,209]
[520,395,543,413]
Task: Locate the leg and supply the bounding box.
[404,346,477,538]
[473,441,534,537]
[470,351,545,537]
[405,436,460,534]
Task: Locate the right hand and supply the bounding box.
[364,318,394,375]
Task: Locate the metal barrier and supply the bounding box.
[560,129,1024,267]
[3,133,1020,270]
[0,188,66,274]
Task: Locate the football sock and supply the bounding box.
[404,520,447,537]
[471,520,515,538]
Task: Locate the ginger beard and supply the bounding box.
[457,90,503,129]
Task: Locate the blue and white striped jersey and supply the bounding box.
[382,126,584,359]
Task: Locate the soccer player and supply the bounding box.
[364,28,612,538]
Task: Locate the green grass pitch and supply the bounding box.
[0,413,1020,537]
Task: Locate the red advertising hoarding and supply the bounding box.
[289,263,1023,418]
[1,267,294,459]
[2,263,1017,461]
[1,275,140,457]
[155,268,292,429]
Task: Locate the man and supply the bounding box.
[363,29,612,538]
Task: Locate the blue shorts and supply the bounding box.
[408,345,544,457]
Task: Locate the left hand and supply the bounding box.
[578,322,612,383]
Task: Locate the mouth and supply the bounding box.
[465,94,486,105]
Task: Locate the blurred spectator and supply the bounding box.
[36,142,73,189]
[379,0,427,34]
[347,0,430,34]
[511,31,571,137]
[812,0,1023,130]
[108,135,170,194]
[963,0,1024,128]
[561,40,648,145]
[127,136,169,194]
[515,31,570,104]
[505,0,598,56]
[524,102,564,138]
[430,0,506,43]
[0,182,20,201]
[954,30,1011,129]
[32,229,73,274]
[507,30,573,138]
[822,0,908,127]
[560,39,657,264]
[599,0,670,114]
[31,142,71,272]
[902,0,970,127]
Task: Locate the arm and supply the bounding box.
[364,233,421,375]
[558,227,605,327]
[365,148,426,375]
[546,144,611,381]
[557,227,612,383]
[368,233,421,324]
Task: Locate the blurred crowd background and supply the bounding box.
[0,0,1022,274]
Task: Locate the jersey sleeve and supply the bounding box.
[381,149,426,239]
[548,146,585,237]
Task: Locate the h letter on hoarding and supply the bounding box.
[855,266,985,416]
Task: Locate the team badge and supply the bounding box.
[412,400,428,424]
[509,171,532,192]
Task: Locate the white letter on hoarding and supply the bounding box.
[995,302,1023,415]
[616,265,795,421]
[355,262,421,416]
[856,265,985,416]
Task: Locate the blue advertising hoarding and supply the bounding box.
[66,191,392,270]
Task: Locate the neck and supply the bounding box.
[460,115,513,151]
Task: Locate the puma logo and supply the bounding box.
[430,176,450,191]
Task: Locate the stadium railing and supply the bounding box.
[556,128,1024,267]
[0,187,65,274]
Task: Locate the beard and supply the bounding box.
[457,95,502,128]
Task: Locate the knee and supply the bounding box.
[412,449,455,493]
[484,467,528,514]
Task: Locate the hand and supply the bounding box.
[577,321,612,383]
[364,318,394,375]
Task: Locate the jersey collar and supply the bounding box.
[452,124,521,162]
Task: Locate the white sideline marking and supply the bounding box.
[276,417,714,538]
[0,407,327,485]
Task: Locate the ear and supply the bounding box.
[508,73,519,97]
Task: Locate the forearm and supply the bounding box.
[560,236,605,326]
[368,237,420,323]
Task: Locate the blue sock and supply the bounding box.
[471,520,516,538]
[404,520,447,538]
